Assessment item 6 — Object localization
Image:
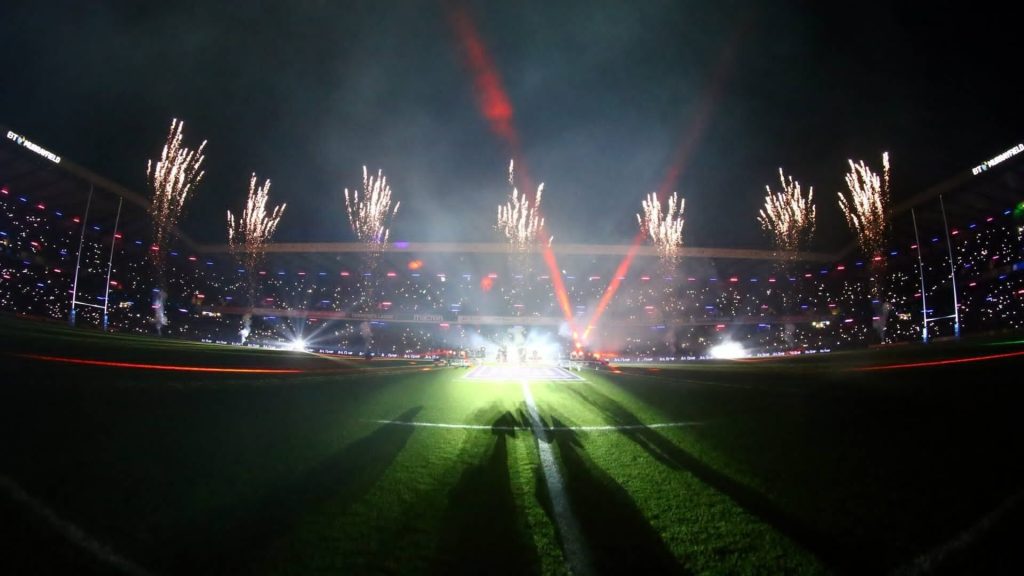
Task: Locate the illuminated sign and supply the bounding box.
[972,143,1023,175]
[6,130,61,164]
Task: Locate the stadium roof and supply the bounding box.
[835,140,1024,259]
[2,123,201,252]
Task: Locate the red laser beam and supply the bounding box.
[852,350,1024,371]
[583,19,749,343]
[445,1,575,334]
[542,244,574,324]
[582,238,641,342]
[19,354,304,374]
[446,1,518,151]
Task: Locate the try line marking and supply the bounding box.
[463,365,585,381]
[366,419,702,432]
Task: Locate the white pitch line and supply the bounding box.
[552,421,701,431]
[366,419,521,431]
[365,419,702,432]
[520,379,593,576]
[0,474,153,576]
[893,486,1024,576]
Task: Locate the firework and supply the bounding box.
[758,168,816,254]
[146,118,206,334]
[838,152,890,257]
[227,174,284,343]
[344,166,399,248]
[496,160,546,251]
[227,174,286,271]
[637,191,685,265]
[147,118,206,266]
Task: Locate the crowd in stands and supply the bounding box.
[3,183,1022,357]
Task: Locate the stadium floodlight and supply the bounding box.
[287,338,307,352]
[709,341,746,360]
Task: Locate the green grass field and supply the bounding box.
[2,315,1024,575]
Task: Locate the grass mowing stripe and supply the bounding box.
[520,379,592,576]
[0,474,152,576]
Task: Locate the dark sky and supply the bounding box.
[1,1,1019,250]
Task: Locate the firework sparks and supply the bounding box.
[637,191,685,265]
[146,118,205,334]
[227,174,286,272]
[758,168,816,254]
[344,166,399,248]
[839,152,890,257]
[227,173,286,342]
[147,118,206,264]
[496,160,546,251]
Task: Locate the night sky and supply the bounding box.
[1,1,1019,250]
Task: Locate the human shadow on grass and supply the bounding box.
[534,412,688,576]
[430,411,539,575]
[567,385,868,573]
[165,405,423,574]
